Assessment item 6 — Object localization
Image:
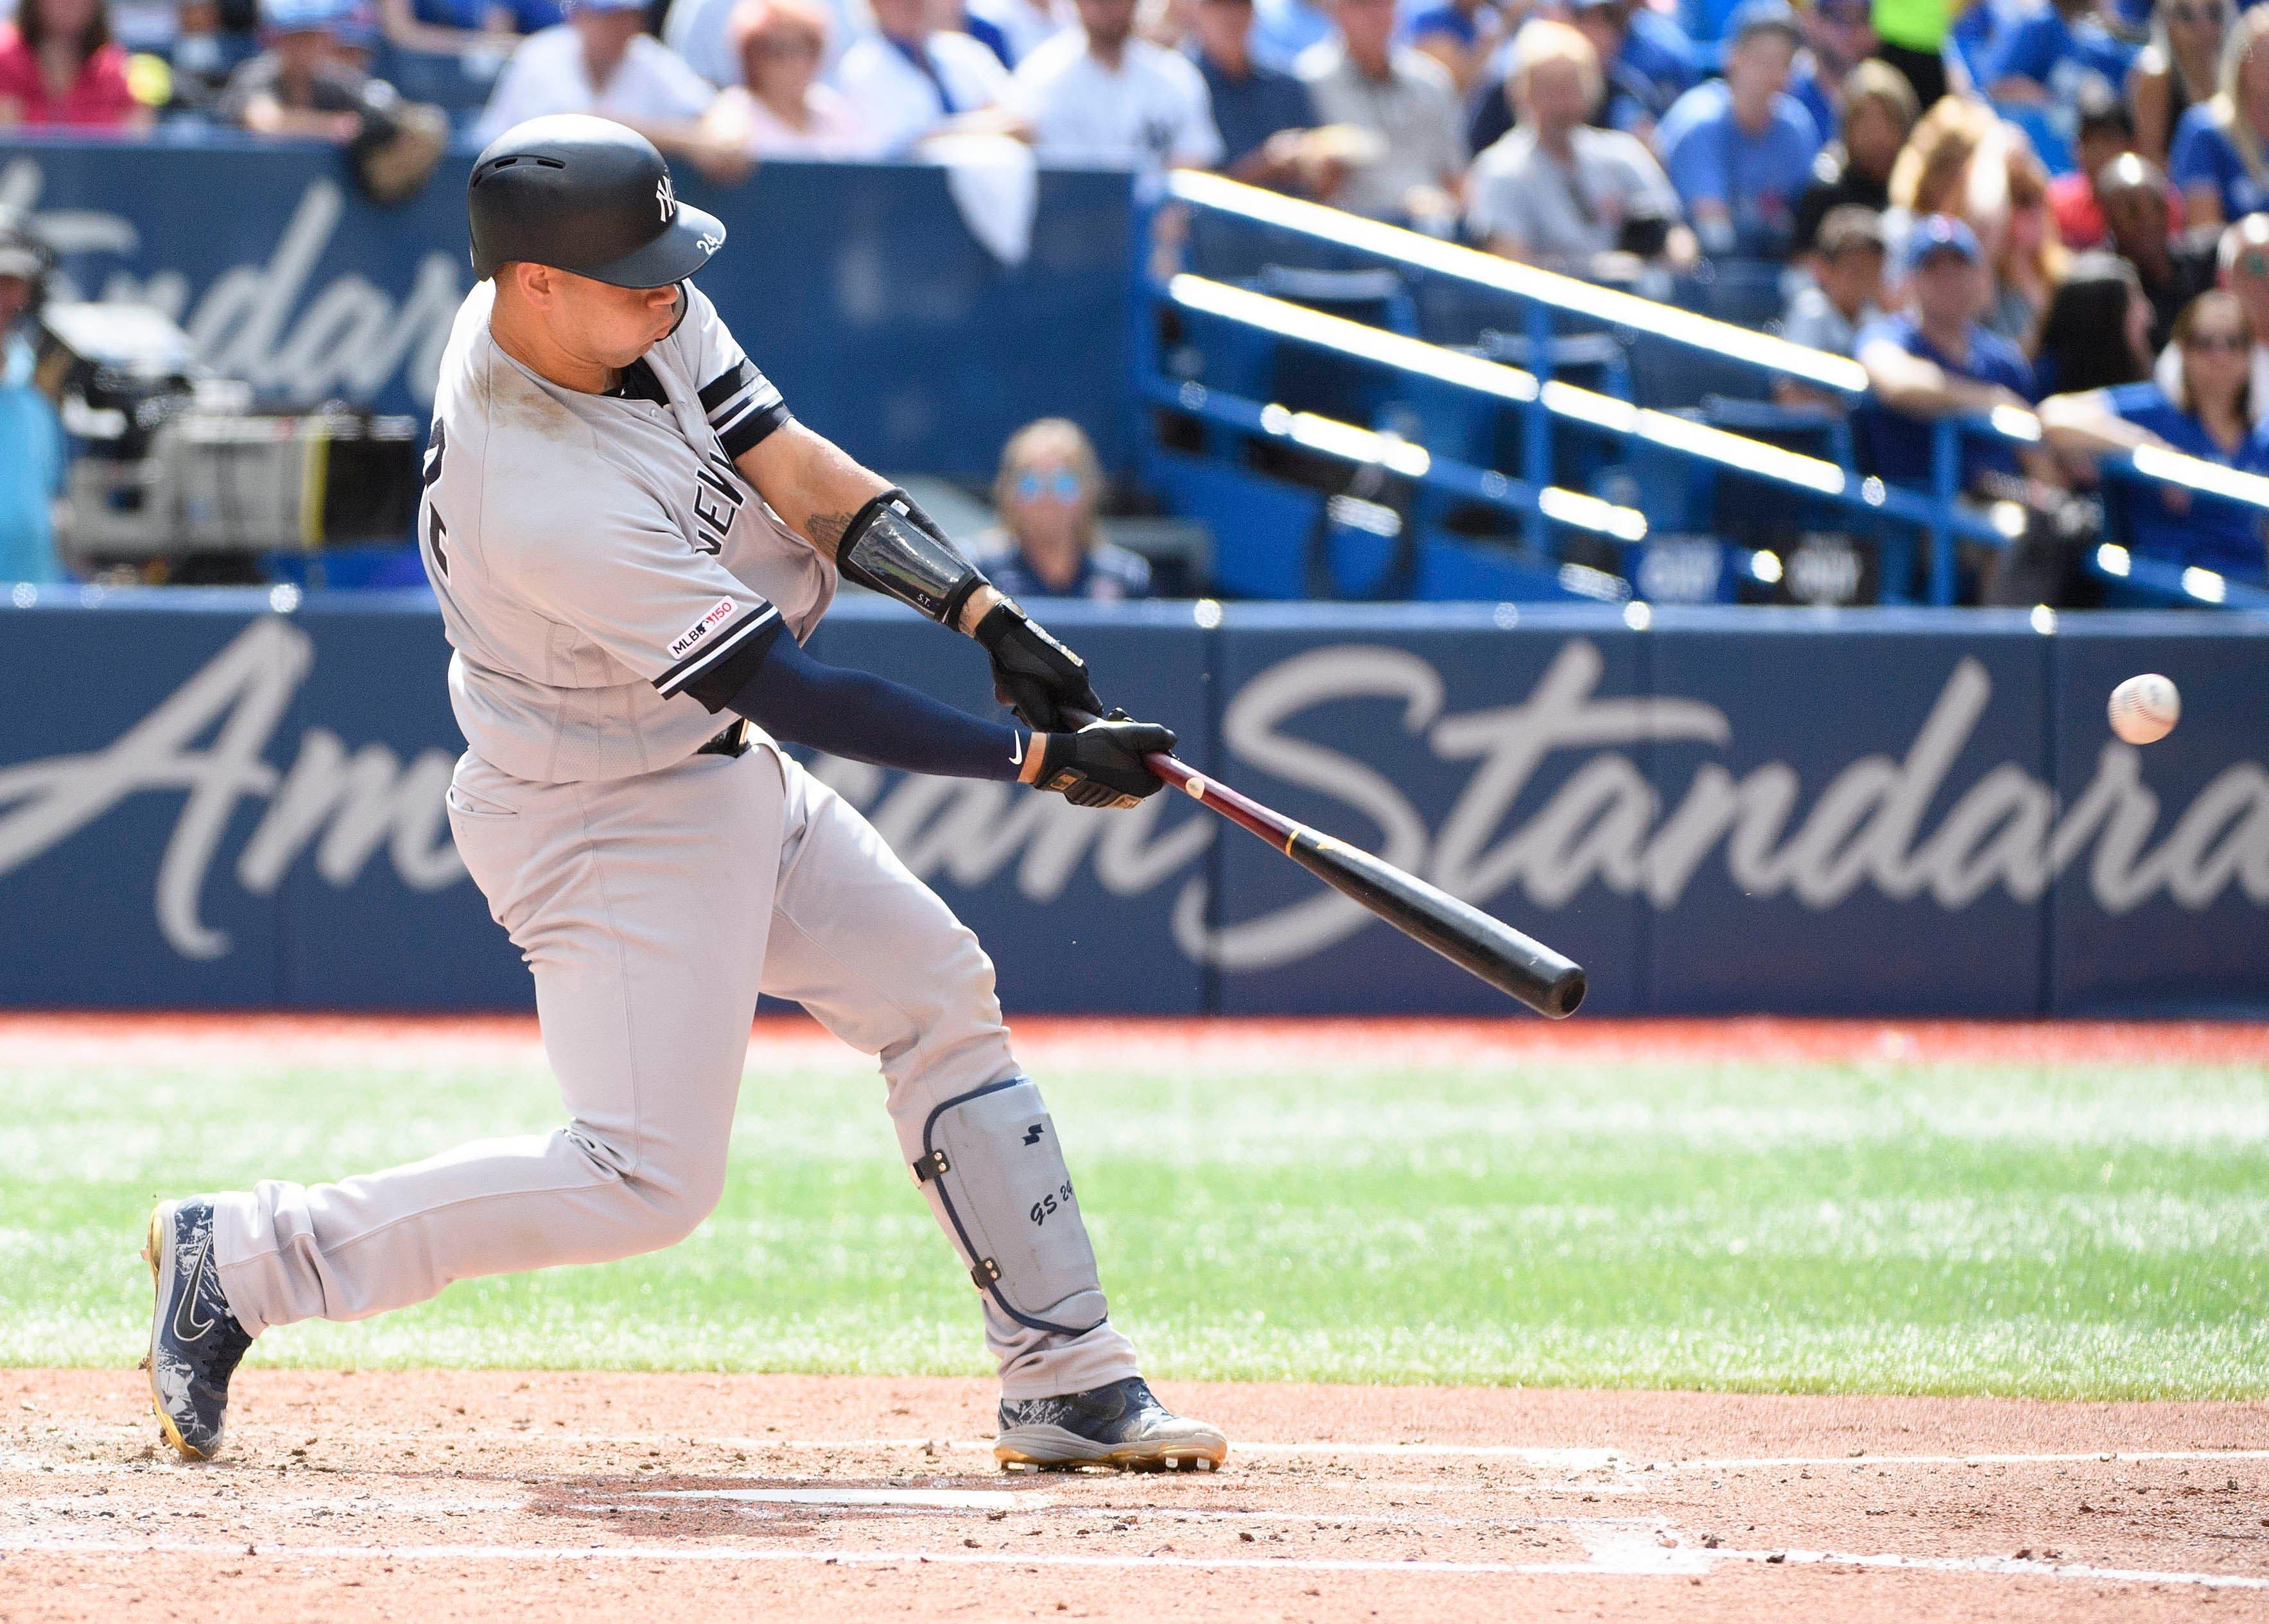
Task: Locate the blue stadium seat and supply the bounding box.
[1230,266,1414,428]
[1246,264,1416,334]
[1673,260,1786,329]
[1143,448,1328,599]
[1694,394,1854,468]
[374,42,509,116]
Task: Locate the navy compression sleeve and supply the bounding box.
[717,620,1030,782]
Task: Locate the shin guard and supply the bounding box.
[914,1077,1107,1337]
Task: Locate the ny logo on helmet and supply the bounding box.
[656,174,676,222]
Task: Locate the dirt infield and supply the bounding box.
[4,1370,2265,1622]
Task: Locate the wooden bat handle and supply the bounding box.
[1056,711,1587,1017]
[1141,752,1303,851]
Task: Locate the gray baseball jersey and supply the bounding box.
[202,277,1143,1410]
[422,280,837,784]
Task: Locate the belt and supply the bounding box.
[696,719,752,758]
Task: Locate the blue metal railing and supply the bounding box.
[1156,171,2269,609]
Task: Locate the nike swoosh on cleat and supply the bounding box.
[172,1232,216,1343]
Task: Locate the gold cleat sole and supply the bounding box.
[995,1430,1228,1473]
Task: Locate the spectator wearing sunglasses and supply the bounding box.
[2151,212,2269,423]
[977,419,1152,601]
[2041,288,2269,582]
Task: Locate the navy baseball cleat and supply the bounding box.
[143,1199,253,1462]
[995,1376,1228,1472]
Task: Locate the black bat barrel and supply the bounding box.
[1285,829,1587,1019]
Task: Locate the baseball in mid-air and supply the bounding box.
[2108,674,2181,745]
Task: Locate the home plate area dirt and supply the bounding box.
[5,1374,2268,1621]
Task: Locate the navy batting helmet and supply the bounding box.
[466,115,726,287]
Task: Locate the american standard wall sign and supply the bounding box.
[2,598,2263,1015]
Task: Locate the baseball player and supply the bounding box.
[143,114,1226,1474]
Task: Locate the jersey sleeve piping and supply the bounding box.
[700,357,792,458]
[698,358,760,413]
[654,601,782,698]
[718,401,791,459]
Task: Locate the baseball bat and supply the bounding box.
[1067,714,1587,1019]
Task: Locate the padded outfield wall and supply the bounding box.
[3,594,2263,1016]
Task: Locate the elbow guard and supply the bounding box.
[835,487,988,627]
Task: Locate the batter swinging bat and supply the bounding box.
[1071,714,1587,1019]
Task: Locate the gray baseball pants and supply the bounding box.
[209,741,1140,1400]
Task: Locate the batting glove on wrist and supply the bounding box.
[973,600,1104,732]
[1034,713,1177,809]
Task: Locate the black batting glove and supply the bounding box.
[1033,713,1177,809]
[972,598,1104,732]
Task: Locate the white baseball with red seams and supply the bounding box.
[2108,675,2180,746]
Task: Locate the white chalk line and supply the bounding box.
[503,1438,2269,1472]
[1644,1448,2269,1472]
[9,1494,519,1516]
[627,1487,1032,1510]
[2,1533,2265,1590]
[1715,1547,2269,1590]
[4,1483,1659,1534]
[598,1438,2269,1472]
[609,1493,1657,1531]
[15,1437,2269,1480]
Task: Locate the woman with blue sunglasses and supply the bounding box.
[978,417,1156,601]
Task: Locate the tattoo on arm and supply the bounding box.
[806,509,858,556]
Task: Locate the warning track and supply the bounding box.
[4,1370,2265,1622]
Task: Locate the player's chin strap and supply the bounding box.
[833,487,988,630]
[912,1076,1109,1338]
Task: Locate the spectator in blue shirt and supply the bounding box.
[1787,0,1873,139]
[376,0,557,58]
[1403,0,1503,92]
[1615,0,1698,112]
[2130,0,2230,169]
[1982,0,2135,114]
[1249,0,1332,70]
[1856,213,2040,494]
[0,212,64,587]
[977,419,1154,601]
[2040,289,2269,582]
[1654,0,1822,257]
[1943,0,2003,96]
[2171,4,2269,229]
[1189,0,1331,191]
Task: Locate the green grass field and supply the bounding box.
[5,1023,2266,1399]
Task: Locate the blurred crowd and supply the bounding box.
[5,0,2269,591]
